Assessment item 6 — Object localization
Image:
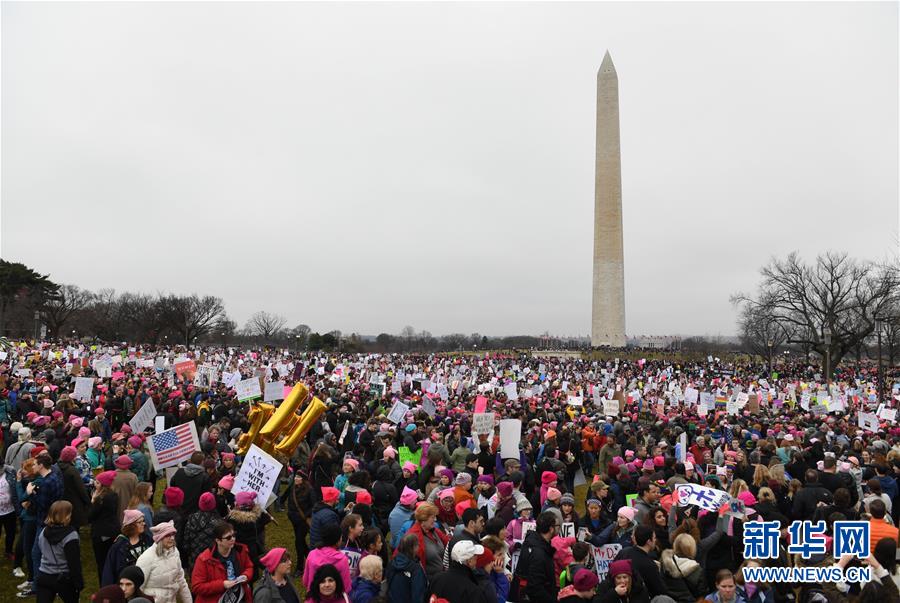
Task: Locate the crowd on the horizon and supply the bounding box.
[0,339,899,603]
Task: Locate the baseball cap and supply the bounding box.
[451,540,485,564]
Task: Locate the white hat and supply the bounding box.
[783,434,794,442]
[451,540,484,564]
[684,462,694,471]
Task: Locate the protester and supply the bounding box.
[117,565,152,603]
[101,509,151,586]
[253,547,301,603]
[134,521,191,603]
[35,500,83,603]
[385,533,427,603]
[191,520,254,603]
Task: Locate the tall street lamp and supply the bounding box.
[823,326,832,384]
[875,317,884,404]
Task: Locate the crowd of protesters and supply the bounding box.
[0,340,899,603]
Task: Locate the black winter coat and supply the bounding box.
[58,461,90,528]
[792,482,833,521]
[429,561,490,603]
[515,530,557,603]
[184,510,221,571]
[87,491,121,540]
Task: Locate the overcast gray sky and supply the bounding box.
[2,1,897,338]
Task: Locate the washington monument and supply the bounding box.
[591,50,626,348]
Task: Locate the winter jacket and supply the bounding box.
[111,469,138,523]
[389,503,414,548]
[350,577,381,603]
[309,502,342,548]
[37,525,83,591]
[660,549,708,603]
[57,460,90,528]
[191,542,254,603]
[33,466,64,524]
[792,481,833,520]
[101,533,153,586]
[386,552,427,603]
[88,491,121,541]
[515,530,557,603]
[615,545,667,599]
[227,503,268,567]
[170,463,213,515]
[303,546,352,595]
[595,572,652,603]
[429,561,490,603]
[135,542,191,603]
[253,569,302,603]
[183,510,221,571]
[127,450,149,483]
[405,520,450,581]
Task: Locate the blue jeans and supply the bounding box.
[31,525,43,584]
[21,519,35,580]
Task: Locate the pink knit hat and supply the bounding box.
[259,547,287,573]
[151,521,176,543]
[402,461,417,474]
[218,474,235,490]
[122,509,144,527]
[546,487,561,502]
[400,486,418,506]
[617,506,637,521]
[235,491,257,508]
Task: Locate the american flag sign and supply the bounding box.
[148,421,200,470]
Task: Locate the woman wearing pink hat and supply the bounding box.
[595,506,637,547]
[334,457,358,511]
[136,521,191,603]
[99,508,151,586]
[183,492,222,572]
[227,490,273,580]
[252,547,301,603]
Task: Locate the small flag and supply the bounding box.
[148,422,199,470]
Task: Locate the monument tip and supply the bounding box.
[599,50,616,74]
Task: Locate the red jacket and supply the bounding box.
[191,542,254,603]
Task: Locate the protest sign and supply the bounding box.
[520,521,536,543]
[503,382,518,400]
[147,421,200,471]
[675,483,732,512]
[677,432,687,463]
[173,359,197,381]
[593,544,622,581]
[474,396,488,414]
[858,412,879,432]
[235,378,262,402]
[878,407,897,422]
[684,387,699,405]
[559,522,575,539]
[232,444,281,508]
[264,380,286,402]
[129,399,157,433]
[567,395,583,407]
[386,400,409,424]
[421,396,436,418]
[74,377,94,401]
[155,416,166,433]
[699,392,715,412]
[398,446,423,468]
[499,419,522,459]
[472,412,495,435]
[602,398,619,417]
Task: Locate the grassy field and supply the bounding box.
[0,480,589,599]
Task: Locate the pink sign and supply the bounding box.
[474,396,488,414]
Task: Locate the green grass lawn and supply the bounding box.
[0,480,589,599]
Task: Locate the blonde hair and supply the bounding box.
[358,554,382,580]
[752,464,770,488]
[769,464,787,486]
[672,533,697,559]
[757,487,775,503]
[728,479,748,498]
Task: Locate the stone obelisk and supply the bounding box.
[591,50,626,348]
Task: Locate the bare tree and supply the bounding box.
[733,295,791,364]
[245,311,287,341]
[118,292,166,343]
[159,294,225,344]
[733,252,900,370]
[41,285,94,338]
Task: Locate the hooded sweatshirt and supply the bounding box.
[170,463,212,515]
[38,525,83,590]
[303,546,352,595]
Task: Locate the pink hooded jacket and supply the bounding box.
[303,546,351,594]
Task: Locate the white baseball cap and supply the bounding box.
[451,541,485,564]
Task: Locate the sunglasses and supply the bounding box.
[219,534,235,540]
